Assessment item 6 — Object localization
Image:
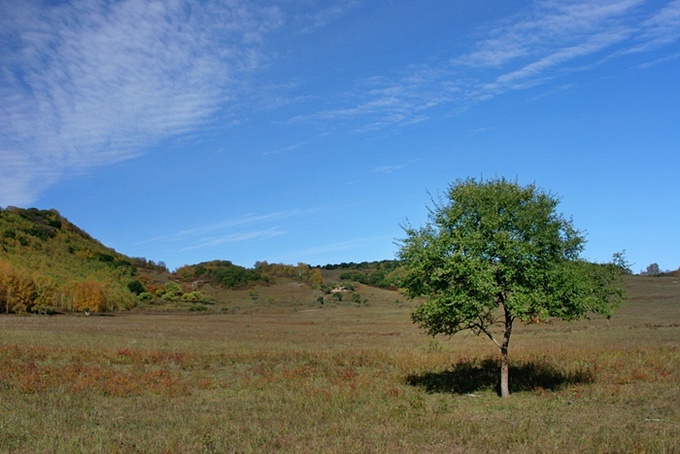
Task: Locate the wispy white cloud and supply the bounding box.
[261,141,309,156]
[138,209,305,254]
[470,126,496,134]
[453,0,645,68]
[288,66,460,131]
[180,227,286,252]
[626,0,680,53]
[299,0,362,33]
[456,0,646,99]
[0,0,283,206]
[373,160,418,174]
[281,235,395,263]
[137,211,301,245]
[637,50,680,68]
[293,0,680,129]
[3,1,679,207]
[476,28,632,96]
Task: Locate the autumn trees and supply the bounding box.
[0,260,137,314]
[0,261,35,313]
[0,208,138,314]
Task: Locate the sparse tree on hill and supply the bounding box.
[398,178,624,398]
[645,263,660,276]
[612,250,633,274]
[311,268,323,287]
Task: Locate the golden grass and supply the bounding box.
[0,276,678,453]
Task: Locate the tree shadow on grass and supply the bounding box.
[406,357,594,395]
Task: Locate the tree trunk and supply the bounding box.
[500,345,510,398]
[500,308,513,398]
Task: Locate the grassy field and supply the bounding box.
[0,276,678,453]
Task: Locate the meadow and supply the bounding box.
[0,276,678,453]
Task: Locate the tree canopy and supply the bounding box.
[398,178,624,397]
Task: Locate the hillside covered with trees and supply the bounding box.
[0,208,410,314]
[0,207,164,313]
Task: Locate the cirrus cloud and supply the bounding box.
[0,0,283,206]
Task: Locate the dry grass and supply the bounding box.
[0,276,678,453]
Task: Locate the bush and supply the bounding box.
[181,291,213,304]
[127,280,145,295]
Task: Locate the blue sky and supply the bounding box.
[1,0,678,272]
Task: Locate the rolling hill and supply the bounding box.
[0,207,405,314]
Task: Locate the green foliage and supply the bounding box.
[350,292,366,304]
[334,260,403,288]
[181,291,213,304]
[127,280,145,295]
[399,178,621,330]
[160,282,183,301]
[138,292,154,303]
[643,262,661,276]
[321,262,361,270]
[611,250,633,274]
[254,261,314,281]
[175,260,267,289]
[398,178,625,396]
[125,278,215,307]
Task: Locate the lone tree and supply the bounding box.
[398,178,624,398]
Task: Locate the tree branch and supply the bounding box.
[470,322,502,349]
